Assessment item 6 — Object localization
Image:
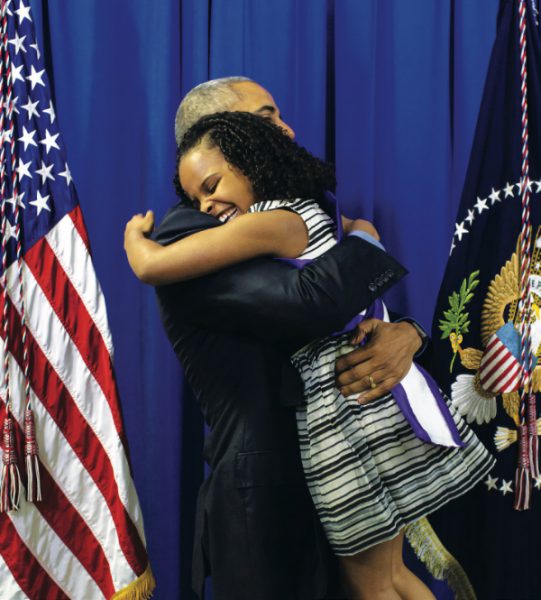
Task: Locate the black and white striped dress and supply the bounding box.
[249,198,495,556]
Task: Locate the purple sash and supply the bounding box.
[280,191,464,447]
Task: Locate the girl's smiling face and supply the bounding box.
[179,141,255,223]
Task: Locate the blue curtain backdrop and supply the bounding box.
[28,1,499,598]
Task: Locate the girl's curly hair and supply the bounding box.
[173,111,336,205]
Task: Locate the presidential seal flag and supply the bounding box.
[0,1,155,598]
[430,0,541,598]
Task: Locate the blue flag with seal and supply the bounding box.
[430,1,541,598]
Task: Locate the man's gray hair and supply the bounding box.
[175,76,253,145]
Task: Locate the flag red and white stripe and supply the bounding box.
[0,208,154,598]
[479,334,525,394]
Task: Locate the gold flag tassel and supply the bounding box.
[111,562,156,600]
[405,517,477,600]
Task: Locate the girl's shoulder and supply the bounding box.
[250,198,337,260]
[249,197,329,221]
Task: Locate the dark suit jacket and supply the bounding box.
[153,203,407,600]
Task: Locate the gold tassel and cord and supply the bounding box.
[111,563,156,600]
[405,517,477,600]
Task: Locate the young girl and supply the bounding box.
[124,112,494,599]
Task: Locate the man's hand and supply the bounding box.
[335,320,422,404]
[341,215,380,241]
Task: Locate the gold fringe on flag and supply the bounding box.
[111,562,156,600]
[405,517,477,600]
[494,416,541,452]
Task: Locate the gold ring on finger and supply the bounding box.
[367,375,377,390]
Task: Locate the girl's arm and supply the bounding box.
[124,208,309,285]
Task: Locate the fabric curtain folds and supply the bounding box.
[28,1,500,598]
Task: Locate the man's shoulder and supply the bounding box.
[152,202,220,245]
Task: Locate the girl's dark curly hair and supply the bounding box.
[173,111,336,205]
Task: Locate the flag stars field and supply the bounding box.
[499,480,513,496]
[15,0,31,24]
[1,3,88,248]
[8,31,26,54]
[59,163,72,186]
[451,175,541,254]
[504,181,515,197]
[13,97,20,113]
[26,64,45,90]
[6,96,20,115]
[43,100,56,123]
[29,190,50,215]
[11,62,24,84]
[29,41,40,59]
[2,219,17,243]
[484,475,498,490]
[39,129,60,154]
[489,188,501,204]
[16,158,32,180]
[18,124,37,150]
[454,221,468,241]
[474,196,489,214]
[36,160,54,184]
[1,128,12,144]
[6,191,25,209]
[22,98,39,119]
[483,476,538,498]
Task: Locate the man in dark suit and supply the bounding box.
[154,78,425,600]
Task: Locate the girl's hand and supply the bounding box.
[124,211,155,257]
[125,210,155,238]
[124,211,156,281]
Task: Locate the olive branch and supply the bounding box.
[438,270,480,371]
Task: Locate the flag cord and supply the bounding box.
[515,0,538,510]
[0,0,22,514]
[3,0,42,504]
[0,0,41,512]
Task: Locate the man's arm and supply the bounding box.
[153,204,406,345]
[154,204,424,400]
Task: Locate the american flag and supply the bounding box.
[430,0,541,597]
[0,1,154,598]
